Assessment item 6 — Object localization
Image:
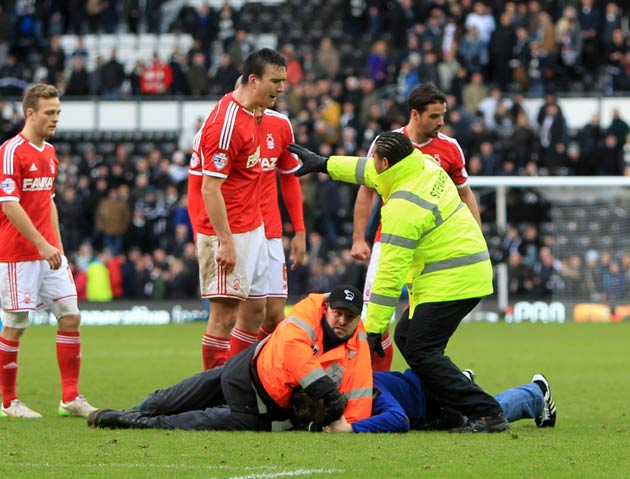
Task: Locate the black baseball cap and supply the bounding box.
[327,285,363,316]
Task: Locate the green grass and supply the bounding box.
[1,322,629,478]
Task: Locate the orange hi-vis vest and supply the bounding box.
[256,293,373,423]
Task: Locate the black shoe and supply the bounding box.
[87,409,125,428]
[450,413,509,433]
[532,373,556,428]
[87,409,153,429]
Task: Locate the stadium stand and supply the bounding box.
[1,0,630,311]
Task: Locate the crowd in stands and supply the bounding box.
[2,0,630,306]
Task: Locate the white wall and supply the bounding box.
[15,96,630,133]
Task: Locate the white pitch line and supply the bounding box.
[224,468,343,479]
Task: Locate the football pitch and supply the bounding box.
[1,321,629,479]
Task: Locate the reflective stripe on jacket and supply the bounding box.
[327,150,493,334]
[256,293,373,423]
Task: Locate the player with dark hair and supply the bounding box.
[0,84,96,418]
[87,285,373,431]
[351,83,481,371]
[195,48,287,370]
[289,132,507,433]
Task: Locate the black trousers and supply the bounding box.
[133,346,273,431]
[394,298,502,420]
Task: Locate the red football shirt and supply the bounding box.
[197,92,262,235]
[368,127,470,241]
[258,109,303,239]
[187,126,204,238]
[0,133,60,261]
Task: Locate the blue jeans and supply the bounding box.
[495,383,544,422]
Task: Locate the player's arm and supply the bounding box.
[50,199,65,256]
[201,174,236,273]
[1,201,61,269]
[351,185,376,261]
[279,172,306,269]
[458,185,481,226]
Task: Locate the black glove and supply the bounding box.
[287,143,328,177]
[321,389,348,425]
[367,332,385,358]
[303,376,347,425]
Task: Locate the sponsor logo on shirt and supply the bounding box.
[30,163,38,171]
[260,157,278,171]
[212,152,227,170]
[23,177,54,191]
[1,178,16,194]
[246,145,260,168]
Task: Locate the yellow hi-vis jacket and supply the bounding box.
[327,149,493,334]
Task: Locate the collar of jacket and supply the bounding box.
[374,149,425,201]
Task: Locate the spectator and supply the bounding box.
[461,71,488,115]
[86,252,113,302]
[57,187,84,255]
[317,37,340,80]
[186,52,210,96]
[100,49,126,98]
[366,39,390,87]
[140,54,173,95]
[458,26,489,75]
[95,187,132,254]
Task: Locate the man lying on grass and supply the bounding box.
[87,285,372,431]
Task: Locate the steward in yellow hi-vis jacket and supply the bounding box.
[288,133,509,433]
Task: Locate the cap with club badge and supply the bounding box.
[326,285,363,316]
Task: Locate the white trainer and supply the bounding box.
[58,395,97,417]
[0,399,43,418]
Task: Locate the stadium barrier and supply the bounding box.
[4,95,630,134]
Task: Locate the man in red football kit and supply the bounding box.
[0,84,96,418]
[189,93,306,356]
[251,108,306,343]
[351,82,482,371]
[196,48,287,370]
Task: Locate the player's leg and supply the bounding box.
[258,237,287,339]
[231,226,269,356]
[135,366,227,415]
[494,382,545,424]
[0,261,41,417]
[197,232,244,369]
[43,255,96,417]
[361,242,394,371]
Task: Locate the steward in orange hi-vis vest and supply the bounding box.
[255,287,373,425]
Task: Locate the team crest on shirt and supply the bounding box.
[212,152,227,170]
[432,154,441,165]
[190,152,200,168]
[266,133,275,150]
[1,178,16,194]
[50,158,55,174]
[233,274,241,291]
